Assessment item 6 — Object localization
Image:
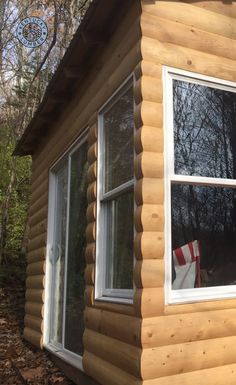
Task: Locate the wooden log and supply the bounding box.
[25,301,44,318]
[85,242,96,264]
[141,335,236,380]
[135,204,164,232]
[134,76,162,105]
[141,1,236,41]
[84,307,141,347]
[141,12,236,62]
[27,247,46,264]
[83,351,141,385]
[29,205,48,228]
[23,327,43,349]
[25,289,44,303]
[134,288,164,318]
[135,126,163,154]
[31,167,47,188]
[29,191,48,216]
[88,143,97,164]
[94,300,135,317]
[85,264,95,285]
[87,162,97,184]
[24,314,43,333]
[134,232,164,260]
[134,101,162,129]
[27,261,45,276]
[134,259,164,288]
[85,285,94,307]
[88,124,98,146]
[27,232,47,252]
[87,202,96,223]
[134,60,162,81]
[86,222,96,243]
[142,362,236,385]
[141,36,236,82]
[135,178,164,205]
[30,178,48,206]
[141,308,236,348]
[87,182,96,203]
[165,298,236,316]
[26,275,45,290]
[192,1,236,19]
[135,152,164,180]
[84,329,141,378]
[29,219,47,240]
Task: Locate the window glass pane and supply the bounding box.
[51,164,68,344]
[104,81,134,192]
[173,80,236,178]
[171,183,236,289]
[64,141,88,355]
[106,189,134,290]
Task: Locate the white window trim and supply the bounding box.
[163,66,236,305]
[44,129,88,368]
[95,75,134,304]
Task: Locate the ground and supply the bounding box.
[0,270,75,385]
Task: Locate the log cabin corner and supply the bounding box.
[14,1,236,384]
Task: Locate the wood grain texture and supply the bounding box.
[135,126,163,154]
[135,204,164,232]
[134,259,164,288]
[24,314,43,333]
[134,101,163,128]
[135,178,164,206]
[135,152,164,180]
[27,261,45,276]
[142,363,236,385]
[23,327,43,349]
[83,351,141,385]
[25,289,44,303]
[141,308,236,348]
[141,336,236,380]
[84,329,141,377]
[134,232,164,260]
[84,307,141,347]
[134,288,164,318]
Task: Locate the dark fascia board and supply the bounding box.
[14,0,133,156]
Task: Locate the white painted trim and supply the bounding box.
[95,75,135,302]
[163,66,236,305]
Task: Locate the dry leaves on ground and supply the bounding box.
[0,284,75,385]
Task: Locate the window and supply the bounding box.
[164,67,236,304]
[96,76,134,302]
[45,132,88,367]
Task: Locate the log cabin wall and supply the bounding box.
[138,1,236,384]
[25,4,143,385]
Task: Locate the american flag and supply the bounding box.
[172,240,200,290]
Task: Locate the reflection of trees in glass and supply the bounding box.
[172,80,236,288]
[173,80,236,179]
[104,85,134,192]
[64,141,88,355]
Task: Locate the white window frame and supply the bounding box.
[163,66,236,305]
[95,75,135,304]
[44,130,88,370]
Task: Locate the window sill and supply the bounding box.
[95,295,133,305]
[166,285,236,305]
[44,344,84,372]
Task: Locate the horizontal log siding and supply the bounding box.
[25,2,142,384]
[139,1,236,384]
